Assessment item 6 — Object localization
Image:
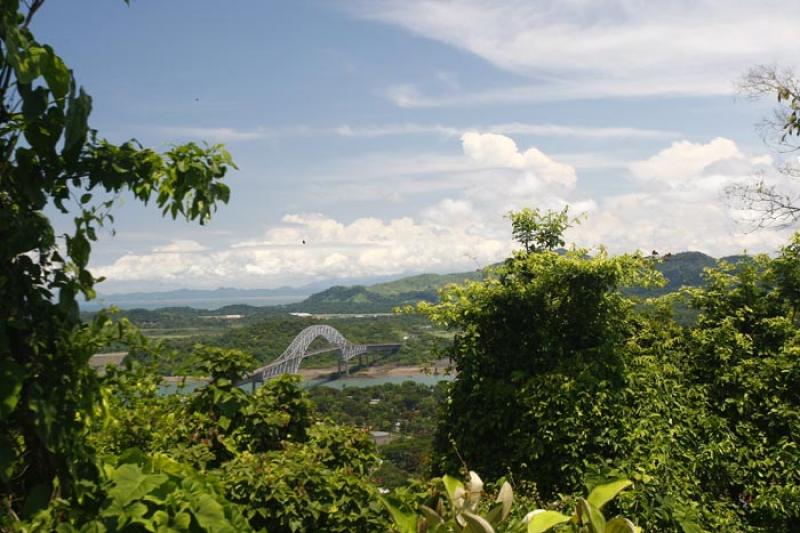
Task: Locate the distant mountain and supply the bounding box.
[83,274,407,311]
[368,271,484,296]
[285,253,751,313]
[630,251,746,297]
[88,252,749,314]
[83,286,310,311]
[285,270,484,314]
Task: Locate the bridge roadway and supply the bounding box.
[237,324,401,387]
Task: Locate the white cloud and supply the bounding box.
[94,213,511,288]
[94,133,794,290]
[577,138,792,254]
[461,132,576,186]
[356,0,800,105]
[629,138,744,184]
[152,240,208,253]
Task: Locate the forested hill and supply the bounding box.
[627,250,746,297]
[286,251,746,312]
[287,270,484,313]
[87,251,745,317]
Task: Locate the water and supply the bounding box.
[158,373,453,395]
[304,373,453,389]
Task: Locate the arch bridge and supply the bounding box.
[238,324,401,387]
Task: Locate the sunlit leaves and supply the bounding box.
[0,0,236,524]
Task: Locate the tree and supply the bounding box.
[728,65,800,227]
[418,210,660,494]
[507,207,577,253]
[0,0,235,519]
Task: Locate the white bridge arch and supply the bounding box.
[238,324,400,386]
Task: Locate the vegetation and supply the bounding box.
[309,381,446,486]
[416,208,800,531]
[729,64,800,228]
[0,0,236,524]
[0,3,384,530]
[4,2,800,532]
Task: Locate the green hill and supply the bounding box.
[288,253,749,313]
[286,270,485,313]
[368,271,483,296]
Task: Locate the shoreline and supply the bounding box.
[158,359,454,384]
[297,358,453,380]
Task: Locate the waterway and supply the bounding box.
[159,370,453,395]
[303,373,452,389]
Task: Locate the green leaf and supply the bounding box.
[108,464,167,507]
[495,480,513,521]
[0,359,24,419]
[173,512,191,529]
[463,510,495,533]
[41,46,70,100]
[578,499,606,533]
[443,474,465,507]
[78,520,107,533]
[587,479,632,510]
[605,517,639,533]
[192,493,232,532]
[485,502,505,526]
[63,87,92,157]
[527,510,571,533]
[379,496,417,533]
[419,504,444,528]
[126,501,148,519]
[14,45,47,83]
[67,232,90,268]
[22,483,51,519]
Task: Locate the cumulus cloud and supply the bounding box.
[461,132,577,187]
[629,138,744,184]
[94,213,510,289]
[578,138,793,254]
[94,133,794,290]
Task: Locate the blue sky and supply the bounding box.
[36,0,800,291]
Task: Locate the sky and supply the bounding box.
[34,0,800,292]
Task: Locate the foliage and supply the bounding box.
[728,64,800,228]
[139,313,445,374]
[418,246,661,492]
[506,207,578,253]
[0,0,235,521]
[383,472,637,533]
[222,423,389,532]
[419,209,800,530]
[524,479,637,533]
[88,354,389,532]
[309,381,446,485]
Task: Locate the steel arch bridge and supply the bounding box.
[238,324,400,387]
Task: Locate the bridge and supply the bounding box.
[237,324,401,387]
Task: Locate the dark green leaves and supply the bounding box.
[107,464,168,507]
[63,87,92,159]
[0,359,24,419]
[0,0,236,524]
